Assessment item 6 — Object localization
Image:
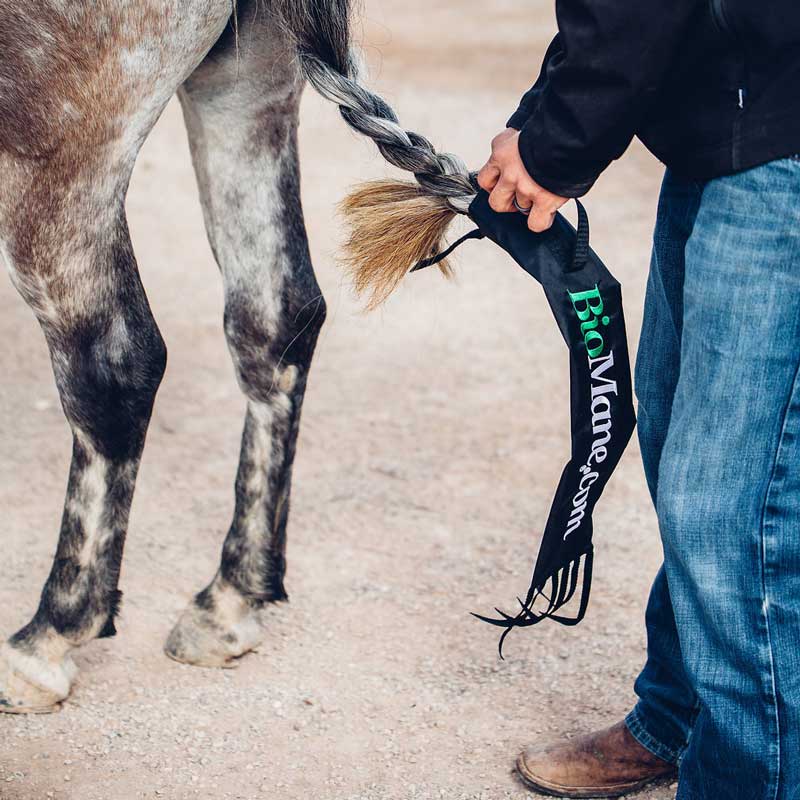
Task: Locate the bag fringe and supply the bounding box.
[473,547,594,659]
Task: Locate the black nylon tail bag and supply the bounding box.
[461,191,637,654]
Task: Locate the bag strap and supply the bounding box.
[410,228,485,272]
[569,199,590,272]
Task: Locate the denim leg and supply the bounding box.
[655,158,800,800]
[626,567,701,764]
[625,171,703,764]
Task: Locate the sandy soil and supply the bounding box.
[0,1,676,798]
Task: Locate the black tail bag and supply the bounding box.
[416,190,637,655]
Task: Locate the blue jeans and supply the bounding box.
[624,159,800,800]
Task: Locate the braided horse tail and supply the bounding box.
[275,0,477,307]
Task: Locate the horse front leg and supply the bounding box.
[164,12,326,667]
[0,187,166,712]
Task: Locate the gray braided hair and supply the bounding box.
[301,55,476,211]
[275,0,478,305]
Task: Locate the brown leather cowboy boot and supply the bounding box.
[515,721,678,798]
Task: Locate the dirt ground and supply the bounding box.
[0,1,677,798]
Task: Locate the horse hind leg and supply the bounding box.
[0,162,167,712]
[164,7,326,667]
[0,0,233,711]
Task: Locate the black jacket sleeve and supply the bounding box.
[510,0,700,197]
[506,36,563,132]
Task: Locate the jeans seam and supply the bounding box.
[680,699,702,765]
[756,359,800,800]
[625,707,682,765]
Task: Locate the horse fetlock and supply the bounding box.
[0,638,77,714]
[164,579,267,668]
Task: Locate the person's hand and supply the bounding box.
[477,128,568,233]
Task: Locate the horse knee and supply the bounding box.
[2,191,167,461]
[54,310,167,460]
[223,282,326,403]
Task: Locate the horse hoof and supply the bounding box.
[164,589,266,669]
[0,642,76,714]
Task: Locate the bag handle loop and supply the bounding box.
[410,196,591,274]
[569,199,590,272]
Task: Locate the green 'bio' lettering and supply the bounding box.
[568,284,610,357]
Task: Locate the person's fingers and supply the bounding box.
[513,188,535,213]
[488,178,517,213]
[476,161,501,192]
[528,204,557,233]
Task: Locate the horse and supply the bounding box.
[0,0,476,713]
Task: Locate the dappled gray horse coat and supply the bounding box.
[0,0,475,712]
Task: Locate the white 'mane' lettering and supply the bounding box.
[563,350,620,540]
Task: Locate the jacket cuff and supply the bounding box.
[518,124,600,198]
[506,107,531,131]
